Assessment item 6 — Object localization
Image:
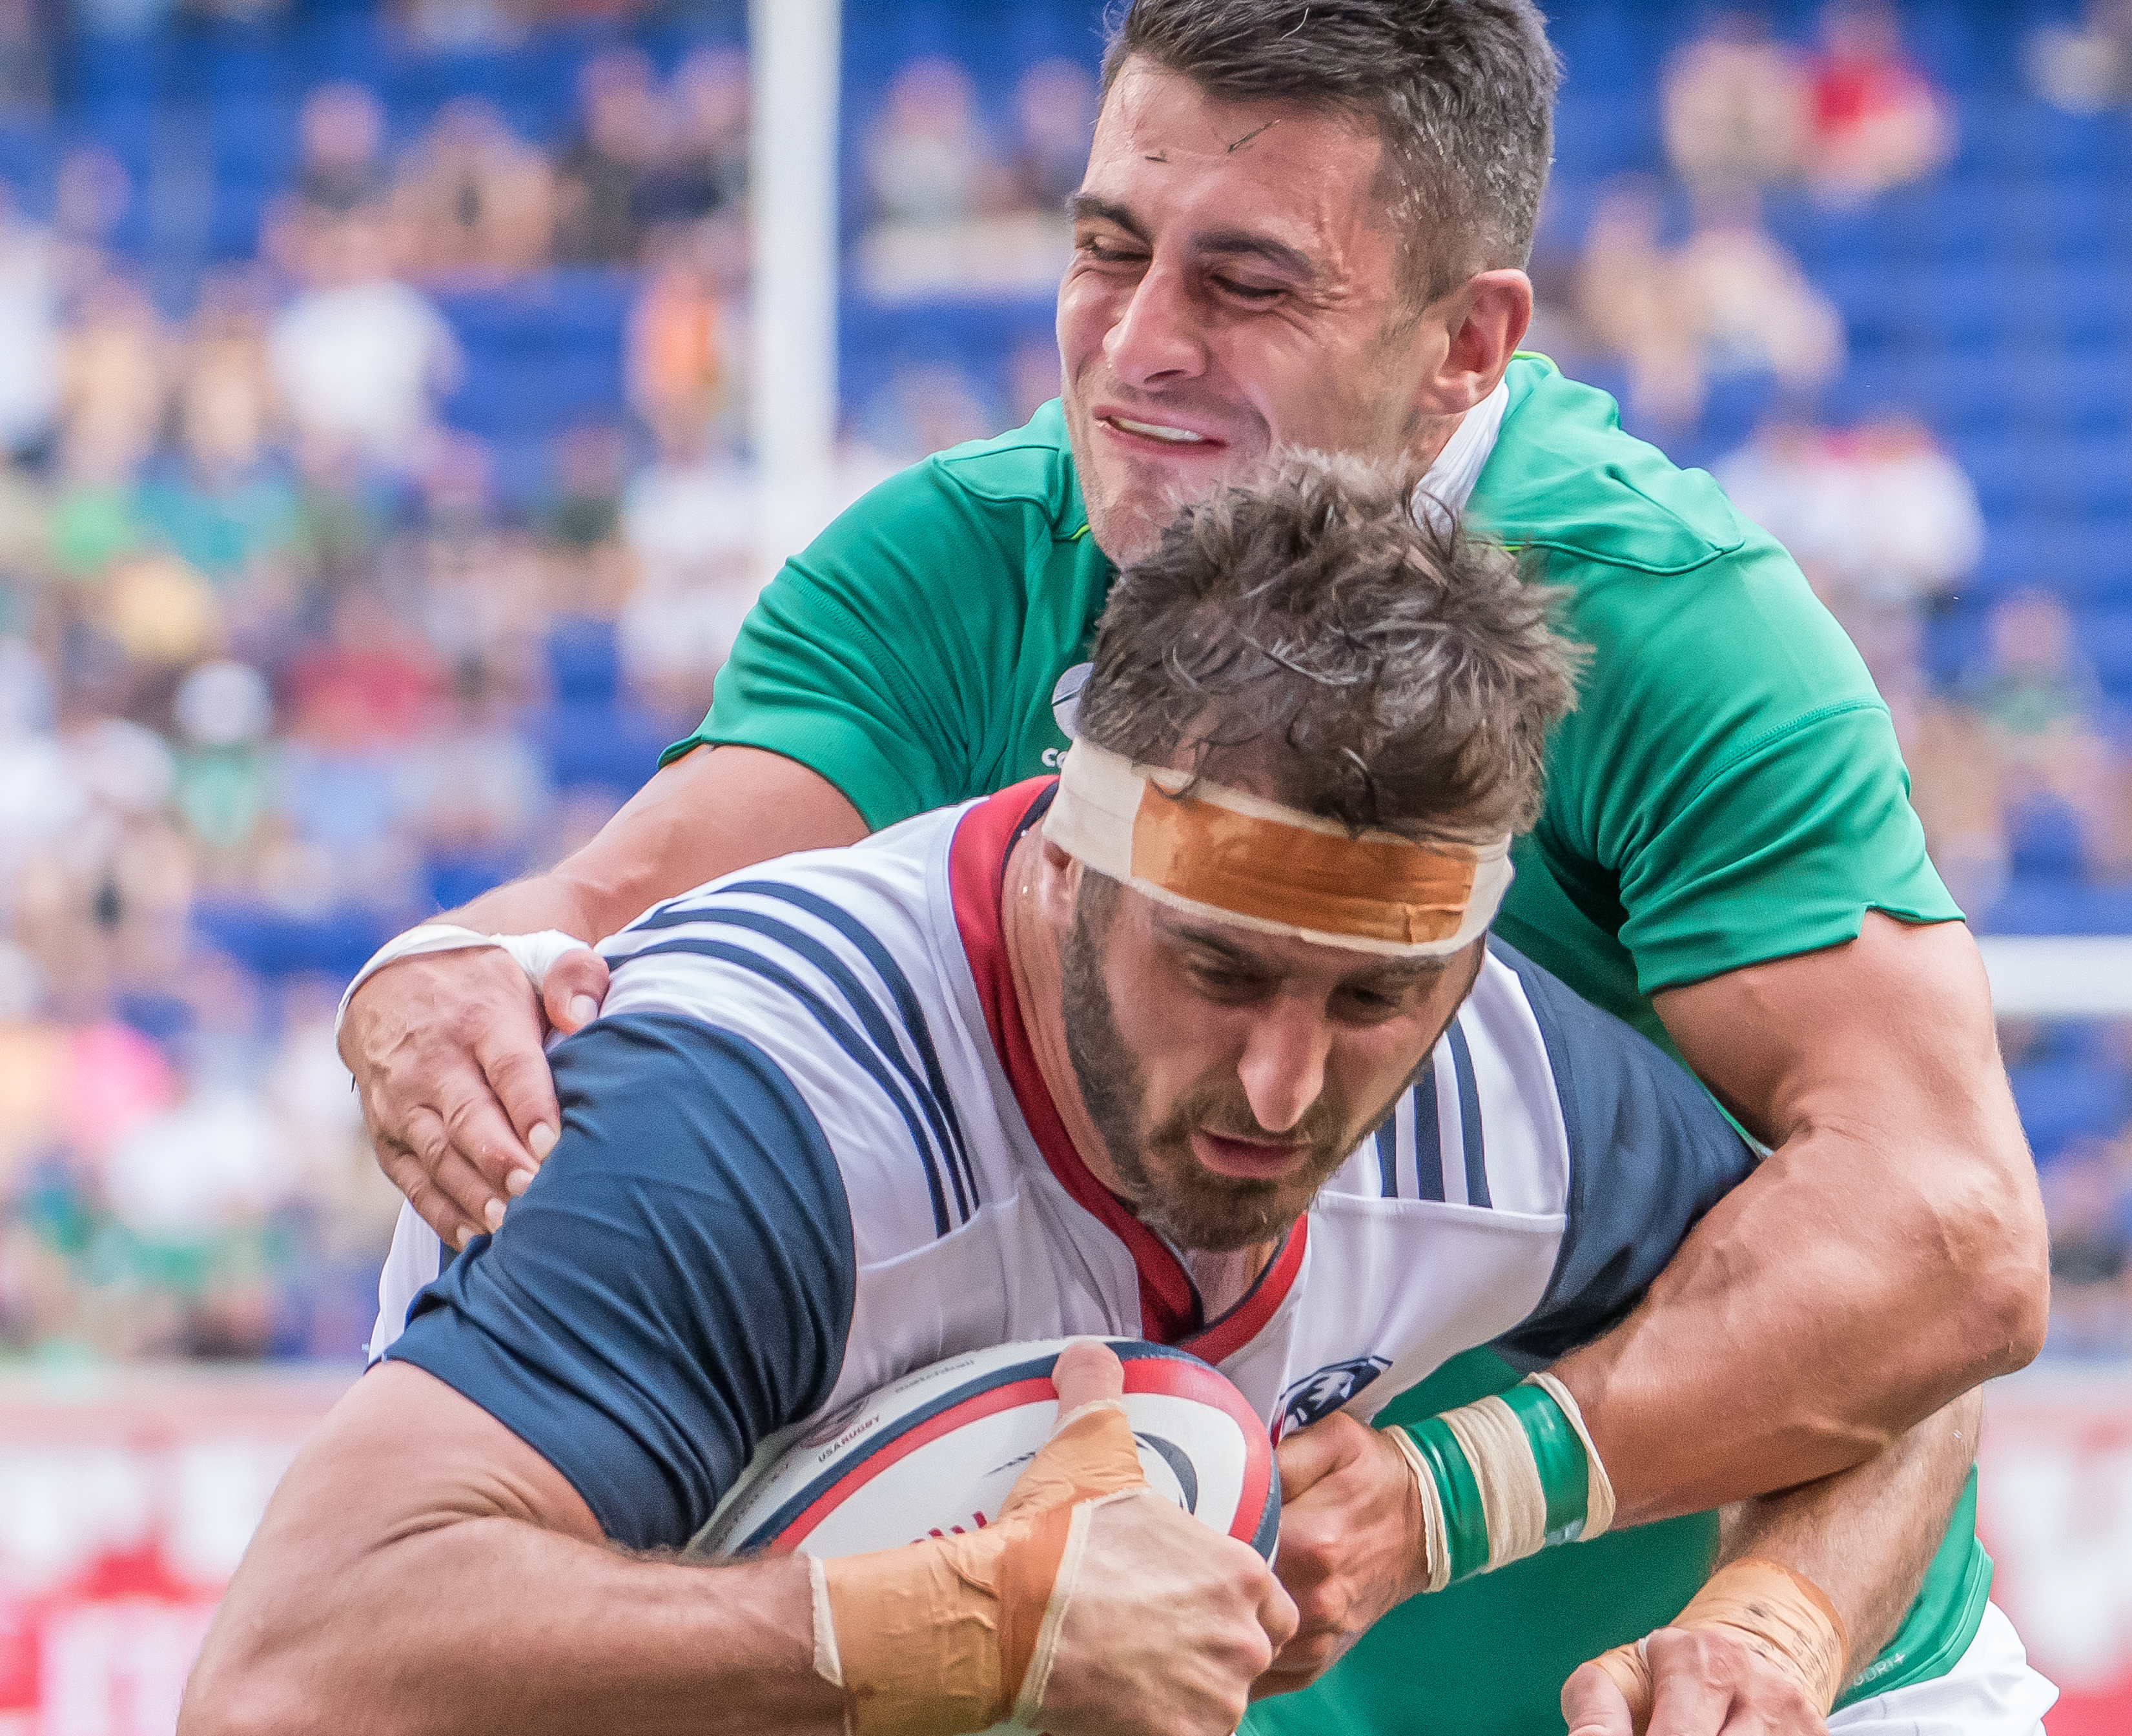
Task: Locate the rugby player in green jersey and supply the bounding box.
[337,3,2050,1731]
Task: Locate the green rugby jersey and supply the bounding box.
[666,354,1985,1730]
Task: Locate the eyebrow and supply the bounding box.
[1161,916,1445,994]
[1067,194,1317,281]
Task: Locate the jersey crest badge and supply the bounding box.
[1278,1355,1391,1436]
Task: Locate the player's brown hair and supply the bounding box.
[1102,0,1561,305]
[1073,453,1583,841]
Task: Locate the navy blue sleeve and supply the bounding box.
[1486,942,1757,1369]
[384,1011,857,1551]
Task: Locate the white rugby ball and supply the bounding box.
[693,1338,1279,1564]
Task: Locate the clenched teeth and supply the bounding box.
[1106,416,1209,444]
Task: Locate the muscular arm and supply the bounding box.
[1556,913,2045,1524]
[340,746,865,1241]
[1267,1380,1979,1706]
[179,1361,841,1736]
[184,1354,1288,1736]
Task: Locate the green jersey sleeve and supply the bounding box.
[1476,360,1961,1006]
[661,405,1112,831]
[1552,535,1959,997]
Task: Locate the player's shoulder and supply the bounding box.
[832,400,1089,551]
[597,803,1003,1252]
[1476,355,1760,580]
[1482,358,1876,739]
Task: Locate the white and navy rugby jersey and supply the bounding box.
[378,780,1754,1553]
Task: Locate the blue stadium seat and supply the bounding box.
[192,898,398,981]
[528,699,674,793]
[2082,883,2132,935]
[424,844,530,915]
[2007,1059,2131,1163]
[546,612,622,705]
[1980,873,2087,935]
[2084,609,2132,697]
[2008,796,2087,880]
[528,615,673,789]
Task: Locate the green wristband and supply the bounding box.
[1399,1417,1491,1584]
[1501,1380,1591,1544]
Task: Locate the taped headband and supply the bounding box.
[1043,740,1512,958]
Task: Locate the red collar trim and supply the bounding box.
[949,781,1306,1355]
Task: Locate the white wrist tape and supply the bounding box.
[334,923,597,1039]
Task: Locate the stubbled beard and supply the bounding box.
[1063,396,1210,568]
[1056,892,1376,1254]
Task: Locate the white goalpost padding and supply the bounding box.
[1976,937,2132,1018]
[750,0,842,584]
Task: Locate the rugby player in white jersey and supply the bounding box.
[184,463,2048,1736]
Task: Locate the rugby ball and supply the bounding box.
[693,1338,1278,1564]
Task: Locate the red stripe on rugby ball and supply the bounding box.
[768,1376,1058,1553]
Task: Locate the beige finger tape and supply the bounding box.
[1583,1556,1851,1734]
[815,1391,1149,1735]
[1010,1487,1143,1728]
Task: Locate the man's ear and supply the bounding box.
[1425,268,1533,415]
[1037,836,1083,926]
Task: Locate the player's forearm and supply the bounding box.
[1572,915,2047,1525]
[1552,1110,2033,1524]
[1712,1390,1981,1681]
[183,1519,839,1736]
[182,1367,843,1736]
[449,744,870,945]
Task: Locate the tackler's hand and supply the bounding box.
[341,943,610,1249]
[1570,1558,1845,1736]
[1029,1341,1298,1736]
[1566,1631,1828,1736]
[1255,1411,1429,1697]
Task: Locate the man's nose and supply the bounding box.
[1103,260,1207,390]
[1235,997,1331,1135]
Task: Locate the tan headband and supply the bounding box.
[1043,740,1512,958]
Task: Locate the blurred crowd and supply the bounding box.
[854,54,1097,301]
[1715,415,2132,923]
[0,43,770,1363]
[1539,0,1953,428]
[0,0,2129,1365]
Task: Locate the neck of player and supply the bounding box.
[999,829,1278,1322]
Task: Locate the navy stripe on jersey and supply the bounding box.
[626,879,984,1219]
[1374,1121,1397,1197]
[1409,1064,1445,1201]
[724,881,983,1218]
[1445,1024,1492,1209]
[387,1013,857,1551]
[633,904,977,1223]
[629,935,961,1236]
